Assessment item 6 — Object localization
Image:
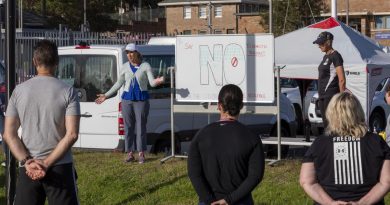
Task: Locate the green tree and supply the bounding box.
[23,0,165,31]
[260,0,325,37]
[24,0,120,31]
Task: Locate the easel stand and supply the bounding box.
[160,67,188,163]
[267,65,283,166]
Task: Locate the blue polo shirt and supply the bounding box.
[121,64,149,101]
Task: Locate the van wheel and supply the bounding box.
[152,133,181,155]
[369,111,385,132]
[265,126,290,158]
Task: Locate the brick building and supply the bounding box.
[321,0,390,46]
[158,0,268,35]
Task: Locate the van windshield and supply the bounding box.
[142,55,174,99]
[57,55,117,102]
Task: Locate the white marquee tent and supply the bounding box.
[276,17,390,121]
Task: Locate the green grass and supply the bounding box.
[0,150,389,205]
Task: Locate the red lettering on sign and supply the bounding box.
[231,57,238,67]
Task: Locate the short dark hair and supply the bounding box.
[33,40,59,68]
[218,84,243,116]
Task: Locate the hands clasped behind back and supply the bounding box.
[25,159,48,180]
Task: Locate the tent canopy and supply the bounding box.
[275,17,390,123]
[276,17,390,79]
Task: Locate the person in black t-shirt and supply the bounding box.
[300,92,390,205]
[313,31,346,129]
[188,84,265,205]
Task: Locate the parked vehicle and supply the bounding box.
[281,79,317,134]
[147,37,175,45]
[57,42,297,156]
[308,78,390,135]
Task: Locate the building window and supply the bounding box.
[198,30,207,35]
[215,5,222,18]
[183,30,192,35]
[227,29,235,34]
[375,16,390,29]
[238,4,267,14]
[214,30,222,34]
[184,6,191,19]
[199,5,207,18]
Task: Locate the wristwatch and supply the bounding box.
[19,156,32,167]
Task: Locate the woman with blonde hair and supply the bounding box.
[300,92,390,205]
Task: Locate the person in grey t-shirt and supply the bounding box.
[3,40,81,205]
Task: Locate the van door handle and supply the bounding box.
[81,112,92,118]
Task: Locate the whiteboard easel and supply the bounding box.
[161,34,283,164]
[160,66,284,164]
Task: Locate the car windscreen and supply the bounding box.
[280,78,298,88]
[57,55,117,102]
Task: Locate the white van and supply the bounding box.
[57,43,297,155]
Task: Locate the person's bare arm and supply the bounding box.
[336,66,346,92]
[3,116,29,161]
[354,160,390,204]
[41,115,80,169]
[300,163,347,205]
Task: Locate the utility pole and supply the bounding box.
[331,0,337,20]
[138,0,142,21]
[19,0,22,29]
[84,0,86,25]
[5,0,16,204]
[208,2,212,34]
[346,0,349,25]
[269,0,272,33]
[120,0,123,25]
[83,0,87,30]
[41,0,46,16]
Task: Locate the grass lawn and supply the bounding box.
[0,150,389,205]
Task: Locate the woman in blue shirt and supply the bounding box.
[95,43,164,163]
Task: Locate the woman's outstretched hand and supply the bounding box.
[95,94,107,104]
[154,76,164,85]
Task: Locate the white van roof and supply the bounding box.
[58,44,174,56]
[58,44,125,52]
[147,37,176,46]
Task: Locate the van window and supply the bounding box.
[57,55,117,102]
[122,51,128,64]
[143,55,175,99]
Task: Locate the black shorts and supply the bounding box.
[15,163,79,205]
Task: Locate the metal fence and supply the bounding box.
[0,30,165,83]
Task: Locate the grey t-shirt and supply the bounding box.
[6,76,80,165]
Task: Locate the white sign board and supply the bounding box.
[175,34,275,103]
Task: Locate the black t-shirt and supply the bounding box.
[318,50,343,99]
[188,120,265,205]
[303,132,390,204]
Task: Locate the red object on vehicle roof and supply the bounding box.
[75,42,90,49]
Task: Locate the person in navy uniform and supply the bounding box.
[313,31,346,129]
